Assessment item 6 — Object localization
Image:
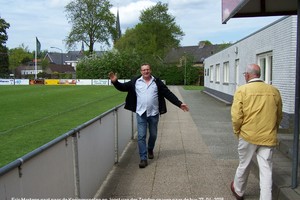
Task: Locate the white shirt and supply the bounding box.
[135,76,159,117]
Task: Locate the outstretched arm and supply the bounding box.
[158,80,189,112]
[108,71,132,92]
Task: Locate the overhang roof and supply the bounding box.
[222,0,297,24]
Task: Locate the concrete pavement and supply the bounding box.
[95,86,299,200]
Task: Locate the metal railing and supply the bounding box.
[0,103,136,199]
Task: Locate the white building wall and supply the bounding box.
[21,69,43,75]
[204,16,297,116]
[65,61,78,71]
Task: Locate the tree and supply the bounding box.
[0,17,10,77]
[115,2,184,61]
[139,2,184,55]
[76,49,143,79]
[65,0,116,54]
[8,44,33,71]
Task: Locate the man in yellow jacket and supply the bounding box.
[230,64,282,200]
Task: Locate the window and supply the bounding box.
[216,64,220,83]
[234,59,240,89]
[257,52,273,84]
[223,62,229,83]
[209,65,214,82]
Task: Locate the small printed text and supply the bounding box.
[11,197,224,200]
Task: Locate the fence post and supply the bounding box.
[72,132,81,198]
[131,112,135,140]
[114,108,119,163]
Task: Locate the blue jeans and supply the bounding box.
[136,112,159,160]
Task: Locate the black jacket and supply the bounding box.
[112,75,182,115]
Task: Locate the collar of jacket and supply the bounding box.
[134,75,157,82]
[248,78,264,83]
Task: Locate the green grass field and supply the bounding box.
[183,85,204,90]
[0,85,126,167]
[0,84,202,168]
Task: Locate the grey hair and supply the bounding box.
[246,64,261,77]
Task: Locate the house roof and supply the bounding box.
[18,62,42,70]
[47,64,75,73]
[44,51,106,65]
[45,51,84,64]
[164,43,224,64]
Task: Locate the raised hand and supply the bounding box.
[108,72,117,82]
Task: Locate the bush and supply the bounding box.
[76,50,144,79]
[160,65,184,85]
[75,49,200,85]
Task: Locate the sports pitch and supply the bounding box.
[0,85,126,167]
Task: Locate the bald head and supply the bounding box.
[244,64,261,83]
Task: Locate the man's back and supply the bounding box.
[231,64,283,200]
[231,81,282,146]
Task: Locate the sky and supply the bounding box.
[0,0,282,53]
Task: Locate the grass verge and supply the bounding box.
[183,85,204,90]
[0,85,126,167]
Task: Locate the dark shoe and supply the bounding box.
[148,149,154,159]
[231,181,244,200]
[139,160,148,168]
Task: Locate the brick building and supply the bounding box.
[203,16,297,130]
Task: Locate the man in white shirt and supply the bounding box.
[109,64,189,168]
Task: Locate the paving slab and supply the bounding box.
[95,86,299,200]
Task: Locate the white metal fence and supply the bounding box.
[0,103,136,199]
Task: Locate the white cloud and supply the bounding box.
[0,0,282,51]
[112,0,156,28]
[48,0,72,8]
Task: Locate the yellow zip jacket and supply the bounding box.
[231,79,282,146]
